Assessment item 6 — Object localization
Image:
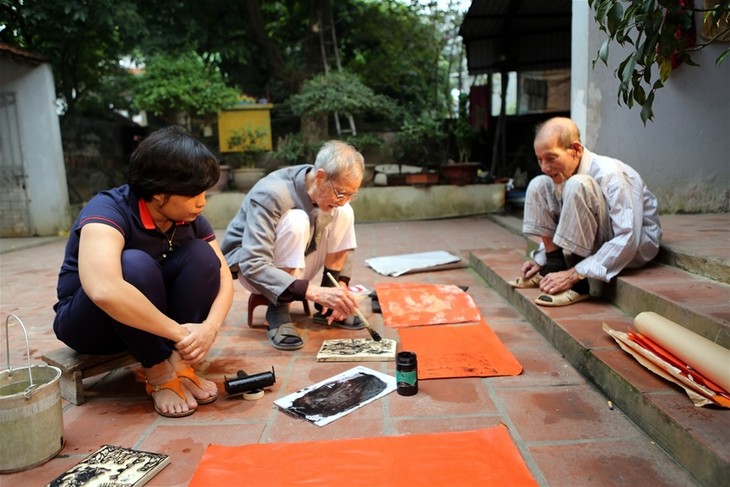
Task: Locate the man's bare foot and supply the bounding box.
[144,361,197,417]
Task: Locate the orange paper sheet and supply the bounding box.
[189,425,537,487]
[399,319,523,379]
[375,283,482,327]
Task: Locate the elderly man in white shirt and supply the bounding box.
[509,117,662,306]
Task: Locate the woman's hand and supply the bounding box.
[175,321,219,364]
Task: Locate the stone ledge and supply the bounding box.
[203,184,505,228]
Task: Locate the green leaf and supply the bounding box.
[620,53,638,87]
[640,92,655,125]
[685,56,701,67]
[594,0,613,23]
[679,9,693,32]
[633,85,646,105]
[607,2,624,35]
[643,66,653,84]
[717,48,730,65]
[596,38,610,67]
[659,59,672,83]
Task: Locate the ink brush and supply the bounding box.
[325,272,382,342]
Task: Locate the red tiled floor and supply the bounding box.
[530,439,696,487]
[0,216,702,486]
[497,384,641,443]
[490,343,587,389]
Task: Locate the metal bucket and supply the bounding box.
[0,314,64,473]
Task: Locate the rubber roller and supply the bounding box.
[224,367,276,399]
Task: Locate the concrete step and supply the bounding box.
[655,214,730,285]
[489,214,730,348]
[603,263,730,349]
[471,217,730,487]
[489,213,730,283]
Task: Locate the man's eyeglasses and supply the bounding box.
[327,179,358,201]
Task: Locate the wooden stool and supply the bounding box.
[247,294,311,328]
[41,347,138,405]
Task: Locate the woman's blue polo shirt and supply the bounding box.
[56,184,216,301]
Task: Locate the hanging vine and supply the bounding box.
[589,0,730,123]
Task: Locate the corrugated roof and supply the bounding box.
[459,0,571,74]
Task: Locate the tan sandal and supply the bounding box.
[176,366,218,405]
[534,289,590,307]
[145,377,195,418]
[508,274,544,288]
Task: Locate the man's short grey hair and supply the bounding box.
[314,140,365,181]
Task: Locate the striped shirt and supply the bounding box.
[530,149,662,282]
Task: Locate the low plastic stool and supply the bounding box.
[247,293,311,328]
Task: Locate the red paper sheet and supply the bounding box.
[189,425,537,487]
[398,319,523,379]
[375,283,482,327]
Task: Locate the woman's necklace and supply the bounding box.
[162,225,177,259]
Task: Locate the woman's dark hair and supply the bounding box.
[128,126,220,200]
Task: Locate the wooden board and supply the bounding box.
[316,338,397,362]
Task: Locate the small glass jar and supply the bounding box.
[396,351,418,396]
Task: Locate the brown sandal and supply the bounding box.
[145,377,195,418]
[176,366,218,405]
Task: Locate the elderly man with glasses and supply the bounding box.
[221,140,365,350]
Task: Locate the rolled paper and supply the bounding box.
[633,311,730,394]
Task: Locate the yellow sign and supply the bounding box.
[217,104,273,153]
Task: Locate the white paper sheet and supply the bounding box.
[365,250,462,277]
[274,366,396,427]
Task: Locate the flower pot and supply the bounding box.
[441,162,480,186]
[362,163,376,187]
[232,167,265,192]
[405,172,439,186]
[208,165,231,193]
[386,173,408,186]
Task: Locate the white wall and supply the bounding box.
[572,0,730,213]
[0,60,71,235]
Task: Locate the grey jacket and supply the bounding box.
[220,165,352,302]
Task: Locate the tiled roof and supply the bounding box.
[0,42,46,65]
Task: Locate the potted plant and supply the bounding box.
[271,133,319,167]
[391,113,447,185]
[453,94,479,164]
[441,159,480,186]
[443,94,480,185]
[226,128,269,192]
[208,163,231,193]
[289,70,397,143]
